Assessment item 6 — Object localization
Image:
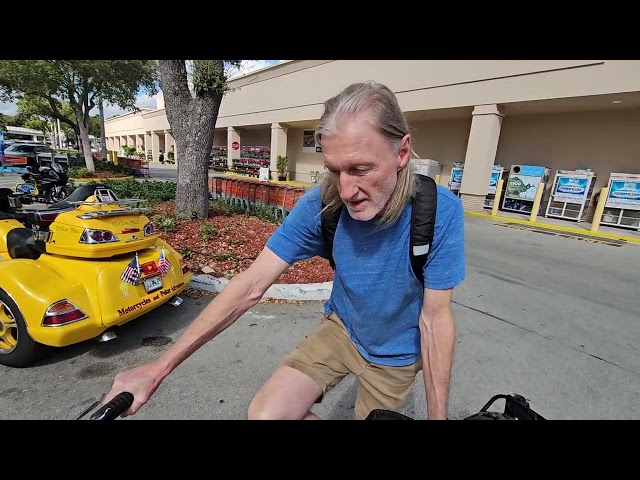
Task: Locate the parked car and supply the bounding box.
[2,142,55,167]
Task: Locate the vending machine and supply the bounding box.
[448,163,464,196]
[545,169,597,222]
[502,164,551,214]
[484,165,505,209]
[600,172,640,231]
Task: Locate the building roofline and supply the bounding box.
[227,60,292,82]
[105,107,155,123]
[5,125,45,134]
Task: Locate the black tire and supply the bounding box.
[0,289,50,368]
[49,186,69,203]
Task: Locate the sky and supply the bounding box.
[0,60,282,120]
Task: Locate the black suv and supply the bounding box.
[2,142,55,167]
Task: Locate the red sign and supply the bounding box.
[232,141,240,150]
[1,155,27,166]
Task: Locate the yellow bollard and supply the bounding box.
[529,183,545,223]
[491,179,504,216]
[435,174,441,184]
[590,187,609,232]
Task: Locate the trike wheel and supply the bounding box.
[0,290,49,368]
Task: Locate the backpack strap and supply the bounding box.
[410,174,438,286]
[320,204,342,269]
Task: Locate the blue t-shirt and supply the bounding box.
[265,184,466,367]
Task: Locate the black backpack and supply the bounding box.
[320,174,438,286]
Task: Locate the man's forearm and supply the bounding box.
[420,310,456,419]
[155,270,263,378]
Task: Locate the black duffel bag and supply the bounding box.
[365,393,546,420]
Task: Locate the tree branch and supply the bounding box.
[86,96,95,126]
[45,96,77,129]
[157,60,193,106]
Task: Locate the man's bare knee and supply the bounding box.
[247,365,323,420]
[247,397,278,420]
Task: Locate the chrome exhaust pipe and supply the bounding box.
[167,296,183,307]
[98,331,117,342]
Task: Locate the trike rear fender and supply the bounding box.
[0,259,101,347]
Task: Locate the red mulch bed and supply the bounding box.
[152,202,334,284]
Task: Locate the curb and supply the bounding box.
[465,211,640,245]
[189,274,333,300]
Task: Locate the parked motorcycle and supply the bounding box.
[15,161,71,203]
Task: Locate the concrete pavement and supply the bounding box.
[0,172,21,190]
[0,215,638,420]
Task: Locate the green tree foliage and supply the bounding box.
[0,60,158,170]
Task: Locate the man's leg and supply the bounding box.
[353,359,423,420]
[247,365,325,420]
[247,314,362,420]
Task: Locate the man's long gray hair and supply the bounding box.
[315,81,416,229]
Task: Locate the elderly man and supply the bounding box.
[103,81,466,420]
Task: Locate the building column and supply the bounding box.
[144,131,152,160]
[152,132,160,162]
[136,134,145,154]
[164,129,175,163]
[459,104,505,212]
[227,127,241,169]
[270,123,288,180]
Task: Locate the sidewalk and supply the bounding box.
[466,209,640,244]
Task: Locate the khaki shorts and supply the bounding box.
[280,312,423,420]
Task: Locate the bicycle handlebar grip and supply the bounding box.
[89,392,134,420]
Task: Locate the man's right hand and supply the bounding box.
[102,361,168,417]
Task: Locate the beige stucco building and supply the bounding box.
[104,60,640,224]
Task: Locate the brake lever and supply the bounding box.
[74,392,106,420]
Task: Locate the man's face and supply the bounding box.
[322,115,410,221]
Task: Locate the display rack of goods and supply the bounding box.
[210,146,228,172]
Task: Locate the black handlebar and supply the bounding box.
[88,392,134,420]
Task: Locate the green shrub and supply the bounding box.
[198,221,218,241]
[71,179,177,204]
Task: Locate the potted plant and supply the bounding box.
[276,155,288,181]
[122,145,136,158]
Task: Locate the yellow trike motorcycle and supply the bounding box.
[0,184,192,368]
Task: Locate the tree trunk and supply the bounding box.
[76,107,95,171]
[158,60,223,220]
[174,120,214,219]
[98,97,108,162]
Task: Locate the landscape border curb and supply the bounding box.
[189,274,333,300]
